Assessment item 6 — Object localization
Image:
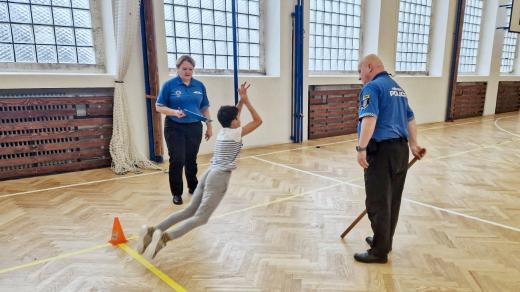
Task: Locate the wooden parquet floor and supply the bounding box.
[0,113,519,291]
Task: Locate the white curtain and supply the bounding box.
[109,0,159,174]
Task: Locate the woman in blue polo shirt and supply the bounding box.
[156,55,212,205]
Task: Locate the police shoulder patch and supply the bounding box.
[361,94,370,109]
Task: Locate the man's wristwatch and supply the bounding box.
[356,145,367,152]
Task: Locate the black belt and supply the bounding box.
[165,119,201,125]
[372,137,407,144]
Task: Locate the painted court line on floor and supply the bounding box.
[406,198,520,233]
[494,116,520,138]
[251,138,520,234]
[2,114,516,200]
[0,171,165,199]
[253,114,518,157]
[1,115,518,278]
[0,181,348,290]
[0,139,355,200]
[0,181,344,275]
[2,130,518,282]
[212,182,345,219]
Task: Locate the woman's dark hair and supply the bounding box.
[217,106,239,127]
[176,55,195,68]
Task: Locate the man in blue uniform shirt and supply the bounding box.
[355,54,426,263]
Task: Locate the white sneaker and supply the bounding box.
[136,225,155,254]
[143,229,167,260]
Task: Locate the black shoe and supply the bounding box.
[172,195,183,205]
[365,236,392,252]
[188,188,195,195]
[354,251,387,264]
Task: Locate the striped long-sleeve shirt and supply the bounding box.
[210,127,243,171]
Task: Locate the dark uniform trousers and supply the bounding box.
[164,119,203,197]
[364,138,409,257]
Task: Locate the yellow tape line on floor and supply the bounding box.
[0,236,186,291]
[118,243,187,292]
[0,242,111,274]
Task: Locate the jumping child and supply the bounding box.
[137,82,262,259]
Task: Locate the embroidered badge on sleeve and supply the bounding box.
[361,94,370,109]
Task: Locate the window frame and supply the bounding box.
[163,0,264,75]
[0,0,105,73]
[395,0,433,75]
[308,0,364,74]
[500,4,518,74]
[458,0,484,74]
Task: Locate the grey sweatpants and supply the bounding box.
[156,168,231,241]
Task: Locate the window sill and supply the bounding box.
[498,73,520,77]
[0,73,115,89]
[457,75,490,82]
[168,73,278,79]
[308,74,359,78]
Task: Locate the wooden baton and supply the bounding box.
[340,148,426,239]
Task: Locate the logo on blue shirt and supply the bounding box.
[389,87,407,97]
[175,90,182,97]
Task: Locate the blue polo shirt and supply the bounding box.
[357,71,414,141]
[156,76,210,123]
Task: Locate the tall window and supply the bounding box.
[0,0,95,64]
[458,0,482,73]
[501,4,518,73]
[396,0,432,73]
[309,0,361,72]
[164,0,261,72]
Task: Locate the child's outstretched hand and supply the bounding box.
[238,81,251,101]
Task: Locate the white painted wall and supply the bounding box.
[1,0,519,158]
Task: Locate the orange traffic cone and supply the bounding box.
[109,216,128,245]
